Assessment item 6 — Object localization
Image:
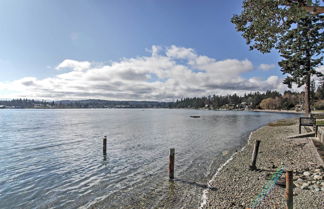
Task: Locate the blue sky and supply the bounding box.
[0,0,308,100]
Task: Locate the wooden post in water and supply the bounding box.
[285,170,293,209]
[249,140,261,171]
[103,136,107,155]
[169,148,175,179]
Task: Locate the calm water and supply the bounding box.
[0,109,297,209]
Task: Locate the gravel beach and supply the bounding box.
[202,118,324,209]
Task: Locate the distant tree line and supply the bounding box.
[0,99,51,108]
[3,81,324,110]
[0,99,172,109]
[173,91,285,110]
[173,83,324,111]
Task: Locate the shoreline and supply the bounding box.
[198,131,252,209]
[251,109,303,114]
[0,107,310,113]
[200,118,324,208]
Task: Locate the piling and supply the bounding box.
[103,136,107,155]
[169,148,175,179]
[249,140,261,171]
[285,170,293,209]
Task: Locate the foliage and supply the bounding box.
[172,90,294,109]
[281,91,302,109]
[0,99,171,108]
[314,100,324,110]
[231,0,308,53]
[278,14,323,88]
[259,97,282,109]
[316,78,324,99]
[231,0,324,114]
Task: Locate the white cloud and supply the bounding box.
[259,64,275,71]
[56,59,91,71]
[311,65,324,88]
[151,45,162,57]
[166,45,197,60]
[0,45,298,101]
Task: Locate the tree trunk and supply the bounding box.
[304,16,312,117]
[304,74,311,116]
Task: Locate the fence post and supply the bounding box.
[299,117,301,134]
[103,136,107,155]
[169,148,175,179]
[285,170,293,209]
[249,140,261,171]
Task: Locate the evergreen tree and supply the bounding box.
[316,78,324,99]
[231,0,323,115]
[278,14,323,114]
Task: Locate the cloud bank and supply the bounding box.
[0,45,292,101]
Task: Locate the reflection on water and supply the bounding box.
[0,109,297,208]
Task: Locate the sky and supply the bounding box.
[0,0,322,101]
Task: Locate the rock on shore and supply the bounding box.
[203,118,324,209]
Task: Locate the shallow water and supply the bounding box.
[0,109,297,208]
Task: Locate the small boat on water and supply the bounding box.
[190,115,200,118]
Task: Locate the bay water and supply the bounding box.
[0,109,297,209]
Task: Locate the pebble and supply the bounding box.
[205,119,324,208]
[297,178,303,182]
[301,183,309,190]
[314,169,321,173]
[313,175,322,180]
[303,171,311,176]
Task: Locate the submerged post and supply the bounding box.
[103,136,107,155]
[249,140,261,171]
[169,148,175,179]
[285,170,293,209]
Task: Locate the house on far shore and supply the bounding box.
[295,104,303,112]
[34,104,44,108]
[0,105,5,109]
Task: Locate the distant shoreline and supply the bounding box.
[0,107,308,115]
